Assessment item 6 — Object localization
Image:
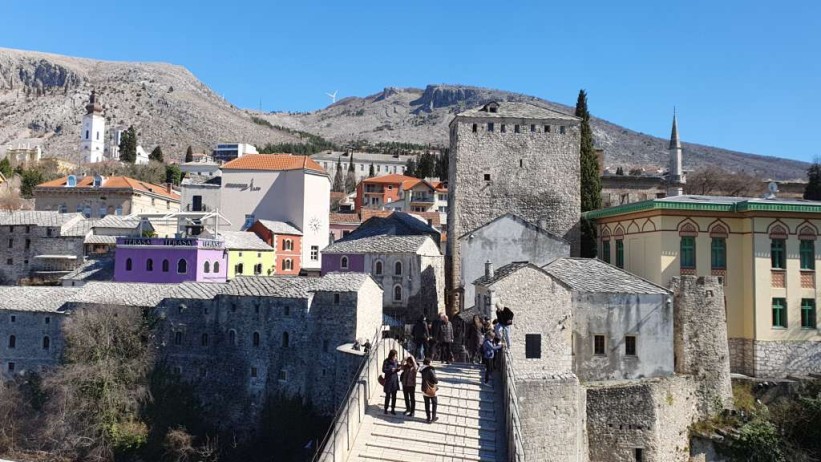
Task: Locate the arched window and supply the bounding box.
[340,256,348,269]
[375,261,383,276]
[282,332,290,348]
[174,331,183,345]
[146,258,154,271]
[43,336,50,350]
[282,259,293,271]
[201,333,209,346]
[283,239,293,251]
[229,329,236,346]
[177,259,188,274]
[203,261,210,273]
[162,259,169,272]
[8,335,15,348]
[125,258,133,271]
[393,285,402,302]
[213,261,220,273]
[254,263,262,275]
[235,263,244,275]
[394,261,402,276]
[253,332,260,347]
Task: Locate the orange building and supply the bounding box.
[247,219,303,275]
[355,174,419,212]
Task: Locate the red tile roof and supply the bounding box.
[221,154,326,174]
[361,174,419,185]
[36,176,180,201]
[330,213,361,224]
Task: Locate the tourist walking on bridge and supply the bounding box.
[382,349,401,415]
[437,314,454,364]
[482,332,504,385]
[466,314,484,364]
[400,355,418,416]
[411,315,429,360]
[420,358,439,423]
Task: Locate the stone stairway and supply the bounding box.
[347,362,506,462]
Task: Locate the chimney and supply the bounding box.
[485,260,494,279]
[166,183,173,194]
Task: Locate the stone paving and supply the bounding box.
[348,362,506,462]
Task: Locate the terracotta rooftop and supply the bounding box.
[361,174,419,185]
[221,154,326,174]
[36,176,180,201]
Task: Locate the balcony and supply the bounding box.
[185,203,210,212]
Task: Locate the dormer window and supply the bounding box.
[92,175,103,188]
[66,175,76,187]
[481,102,500,113]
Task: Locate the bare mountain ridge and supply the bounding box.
[262,84,808,180]
[0,48,299,163]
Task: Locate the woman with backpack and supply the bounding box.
[382,349,401,415]
[481,332,503,385]
[420,357,439,423]
[400,355,418,416]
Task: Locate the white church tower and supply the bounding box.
[667,109,685,197]
[81,90,106,163]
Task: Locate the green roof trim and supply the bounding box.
[583,198,821,220]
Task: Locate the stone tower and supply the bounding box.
[446,101,581,313]
[667,110,685,197]
[81,90,106,164]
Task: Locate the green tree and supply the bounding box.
[405,158,417,178]
[345,153,357,194]
[804,161,821,200]
[165,164,182,186]
[436,149,449,181]
[332,157,344,192]
[576,89,601,258]
[184,146,194,163]
[415,152,436,179]
[368,163,375,177]
[0,157,12,179]
[148,146,164,163]
[20,168,44,198]
[119,126,138,164]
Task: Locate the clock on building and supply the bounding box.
[309,217,322,233]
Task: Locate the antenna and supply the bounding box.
[326,90,338,104]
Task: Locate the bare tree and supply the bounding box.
[684,167,763,197]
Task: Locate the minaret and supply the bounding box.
[667,109,685,197]
[80,90,106,163]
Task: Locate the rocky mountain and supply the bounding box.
[262,85,809,180]
[0,48,299,163]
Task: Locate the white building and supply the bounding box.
[107,126,125,161]
[80,91,106,164]
[311,151,415,183]
[135,146,150,165]
[212,143,258,163]
[219,154,330,272]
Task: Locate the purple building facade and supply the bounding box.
[114,237,227,283]
[320,253,365,275]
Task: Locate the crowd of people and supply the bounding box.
[380,304,515,424]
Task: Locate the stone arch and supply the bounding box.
[708,221,729,238]
[678,220,699,237]
[798,222,818,240]
[340,256,349,269]
[228,329,237,346]
[394,260,403,276]
[768,222,789,239]
[393,284,403,302]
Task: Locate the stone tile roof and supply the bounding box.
[0,286,79,312]
[84,235,117,244]
[343,211,440,244]
[62,218,96,237]
[255,220,302,235]
[329,213,361,225]
[36,176,180,201]
[167,281,227,300]
[61,258,115,282]
[94,215,143,229]
[457,101,579,121]
[221,154,326,175]
[218,231,273,250]
[473,261,532,286]
[542,258,669,294]
[323,234,431,254]
[67,281,178,307]
[0,211,84,227]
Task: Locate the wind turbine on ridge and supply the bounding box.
[326,90,338,104]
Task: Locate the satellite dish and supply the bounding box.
[768,182,779,193]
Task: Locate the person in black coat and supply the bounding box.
[411,315,429,359]
[420,358,439,423]
[382,349,401,415]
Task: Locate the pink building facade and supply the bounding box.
[113,237,227,283]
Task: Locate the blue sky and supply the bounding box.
[2,0,819,161]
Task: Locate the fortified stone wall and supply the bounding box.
[753,339,821,377]
[517,372,586,462]
[0,310,65,378]
[727,337,754,376]
[0,225,84,284]
[670,276,733,412]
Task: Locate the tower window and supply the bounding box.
[519,159,523,168]
[625,336,637,356]
[472,124,477,133]
[530,124,536,132]
[593,335,606,355]
[525,334,541,359]
[545,125,551,133]
[514,124,520,133]
[487,122,494,132]
[500,124,506,133]
[484,173,491,182]
[85,130,89,139]
[560,126,566,134]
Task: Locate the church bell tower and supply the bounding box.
[81,90,106,163]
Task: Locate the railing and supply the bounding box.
[313,326,406,462]
[500,346,526,462]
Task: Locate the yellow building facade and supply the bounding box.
[218,231,276,280]
[586,195,821,378]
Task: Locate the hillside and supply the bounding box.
[0,48,300,163]
[261,85,809,180]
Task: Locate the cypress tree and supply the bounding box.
[436,149,449,181]
[332,157,344,192]
[575,90,601,258]
[345,153,357,194]
[118,126,137,164]
[184,146,194,163]
[804,161,821,200]
[405,158,417,178]
[149,146,164,163]
[368,163,375,177]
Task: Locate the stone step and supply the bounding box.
[370,431,496,454]
[376,398,495,418]
[355,449,488,462]
[363,438,496,461]
[373,420,495,441]
[374,408,497,430]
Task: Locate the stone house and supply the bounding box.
[459,213,569,310]
[446,101,582,312]
[84,215,149,256]
[321,234,445,321]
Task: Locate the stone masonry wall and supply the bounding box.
[0,225,84,284]
[753,339,821,378]
[728,337,754,376]
[447,115,581,311]
[517,372,585,462]
[670,276,733,412]
[0,310,64,378]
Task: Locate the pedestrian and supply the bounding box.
[466,314,484,363]
[481,332,503,384]
[420,357,439,423]
[400,355,419,416]
[382,349,401,415]
[496,303,514,346]
[493,319,503,342]
[429,313,443,360]
[411,315,429,360]
[437,314,454,364]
